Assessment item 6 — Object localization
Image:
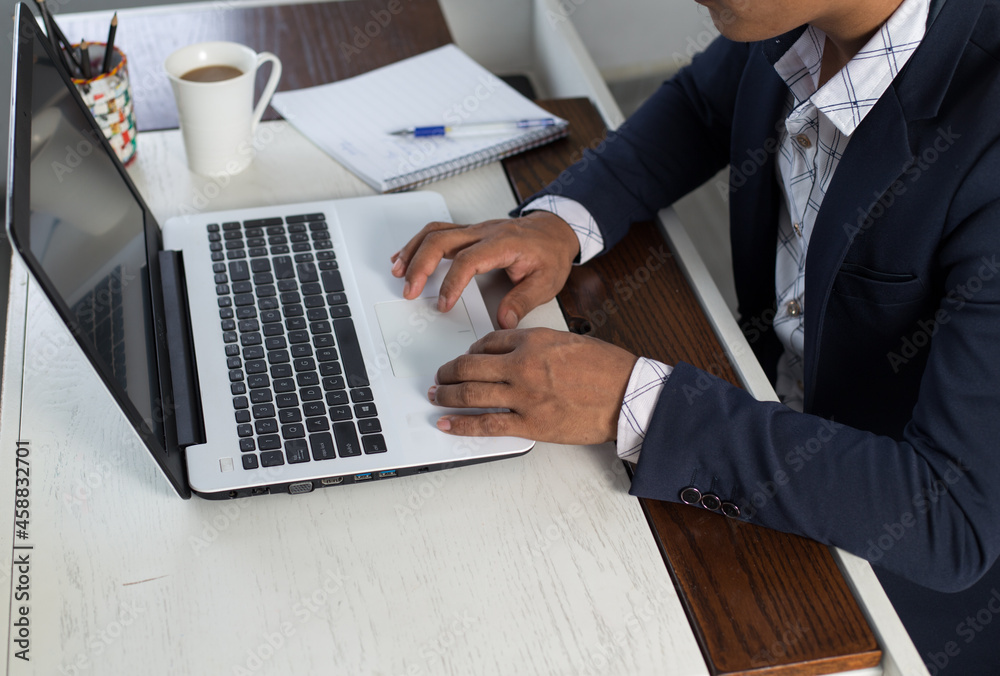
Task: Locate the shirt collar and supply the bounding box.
[773,0,930,136]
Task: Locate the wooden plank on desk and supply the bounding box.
[57,0,453,132]
[502,98,882,676]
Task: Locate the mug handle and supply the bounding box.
[250,52,282,133]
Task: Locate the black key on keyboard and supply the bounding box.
[351,388,374,403]
[326,390,349,406]
[333,318,369,387]
[362,434,387,454]
[246,217,284,227]
[358,418,382,435]
[243,346,265,360]
[247,374,270,390]
[273,256,294,279]
[303,401,326,417]
[320,363,342,377]
[355,403,378,418]
[306,417,329,432]
[242,455,259,470]
[251,389,273,404]
[285,440,310,464]
[259,435,282,450]
[270,364,292,378]
[321,270,344,293]
[334,422,362,457]
[255,419,279,435]
[282,423,306,439]
[279,409,302,424]
[251,258,271,272]
[300,386,324,402]
[253,404,276,419]
[310,433,336,461]
[330,406,352,421]
[275,393,299,408]
[297,262,319,283]
[260,451,284,467]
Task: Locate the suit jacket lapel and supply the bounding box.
[802,90,911,408]
[800,0,985,409]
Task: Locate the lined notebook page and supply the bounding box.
[270,45,568,192]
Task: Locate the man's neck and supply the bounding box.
[815,0,906,86]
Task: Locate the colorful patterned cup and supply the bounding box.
[72,43,138,166]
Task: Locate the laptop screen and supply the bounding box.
[6,5,188,496]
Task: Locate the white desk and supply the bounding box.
[0,120,710,675]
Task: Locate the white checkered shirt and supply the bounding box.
[523,0,929,459]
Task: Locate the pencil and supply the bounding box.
[35,0,59,55]
[35,0,81,75]
[80,41,93,80]
[102,13,118,74]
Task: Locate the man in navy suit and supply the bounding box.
[393,0,1000,670]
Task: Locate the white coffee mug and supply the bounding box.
[165,42,282,177]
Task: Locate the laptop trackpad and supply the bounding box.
[375,297,477,378]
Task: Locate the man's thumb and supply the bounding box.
[499,276,553,329]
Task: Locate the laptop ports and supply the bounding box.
[321,477,345,486]
[251,487,269,496]
[288,481,314,495]
[378,470,397,478]
[354,472,373,482]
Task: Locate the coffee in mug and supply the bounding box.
[165,42,282,177]
[180,65,244,83]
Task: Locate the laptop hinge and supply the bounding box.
[157,250,207,447]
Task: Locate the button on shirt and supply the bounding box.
[522,0,929,460]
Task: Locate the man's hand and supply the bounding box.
[428,328,639,445]
[390,211,579,329]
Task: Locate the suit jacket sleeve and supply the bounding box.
[517,37,749,250]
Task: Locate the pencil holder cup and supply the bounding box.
[71,43,138,166]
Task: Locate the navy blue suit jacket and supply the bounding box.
[524,0,1000,669]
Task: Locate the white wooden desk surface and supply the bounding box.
[0,121,708,675]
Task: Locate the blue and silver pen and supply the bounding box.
[390,118,560,137]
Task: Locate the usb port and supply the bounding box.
[251,487,269,496]
[354,472,373,482]
[378,470,397,478]
[321,477,345,486]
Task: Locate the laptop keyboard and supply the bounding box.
[206,213,387,471]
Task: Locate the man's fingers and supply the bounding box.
[402,226,488,300]
[437,241,520,312]
[392,221,458,274]
[435,354,509,386]
[429,381,511,410]
[497,273,559,329]
[466,330,522,355]
[436,412,521,437]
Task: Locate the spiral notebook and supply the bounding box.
[270,45,569,192]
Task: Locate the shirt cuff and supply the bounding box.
[520,195,605,264]
[616,358,673,462]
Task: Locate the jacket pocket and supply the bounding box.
[832,264,925,305]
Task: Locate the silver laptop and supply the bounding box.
[5,4,533,499]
